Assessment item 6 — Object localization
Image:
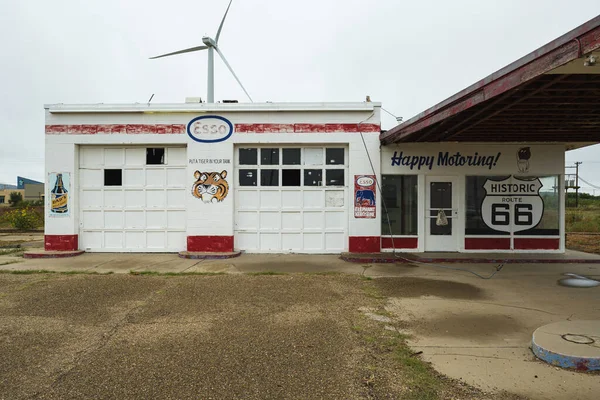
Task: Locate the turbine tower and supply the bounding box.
[150,0,252,103]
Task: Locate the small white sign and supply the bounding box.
[481,176,544,233]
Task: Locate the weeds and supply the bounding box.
[129,271,227,276]
[357,279,441,399]
[245,271,288,276]
[0,248,24,256]
[0,269,114,275]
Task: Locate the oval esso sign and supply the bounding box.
[187,116,234,143]
[357,177,375,187]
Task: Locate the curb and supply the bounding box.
[23,250,85,259]
[178,251,242,260]
[340,253,600,264]
[531,321,600,371]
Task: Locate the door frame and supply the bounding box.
[424,175,459,252]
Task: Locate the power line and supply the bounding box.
[578,177,600,190]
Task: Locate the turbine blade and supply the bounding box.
[214,46,253,102]
[215,0,233,44]
[149,45,208,59]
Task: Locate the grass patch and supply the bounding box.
[0,248,24,256]
[0,260,23,268]
[566,208,600,233]
[356,280,443,399]
[0,269,116,275]
[245,271,288,276]
[303,271,343,276]
[0,269,56,274]
[129,270,227,276]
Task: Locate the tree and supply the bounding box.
[9,192,23,207]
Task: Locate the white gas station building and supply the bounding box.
[43,16,600,255]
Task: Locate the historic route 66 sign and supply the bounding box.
[481,176,544,233]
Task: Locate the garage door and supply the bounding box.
[79,146,187,252]
[234,146,348,253]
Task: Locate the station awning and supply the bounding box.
[380,16,600,150]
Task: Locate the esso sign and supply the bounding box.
[187,116,234,143]
[356,176,375,187]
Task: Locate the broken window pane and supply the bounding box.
[146,148,165,165]
[104,169,122,186]
[282,169,301,186]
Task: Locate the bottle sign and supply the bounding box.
[51,173,69,214]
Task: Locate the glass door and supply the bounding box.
[425,176,458,251]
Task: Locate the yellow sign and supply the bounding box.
[51,194,68,209]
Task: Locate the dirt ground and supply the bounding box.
[0,273,522,400]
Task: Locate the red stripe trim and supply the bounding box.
[514,238,560,250]
[45,234,78,251]
[465,237,511,250]
[235,123,380,133]
[349,236,381,253]
[381,237,418,249]
[45,123,380,135]
[187,236,234,252]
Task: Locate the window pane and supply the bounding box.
[430,182,452,209]
[326,148,344,165]
[261,148,279,165]
[430,216,452,235]
[261,170,279,186]
[381,175,418,235]
[239,169,257,186]
[104,169,122,186]
[282,170,301,186]
[146,148,165,165]
[326,169,344,186]
[304,148,323,165]
[465,176,510,235]
[239,148,257,165]
[304,169,322,186]
[515,175,560,236]
[282,148,301,165]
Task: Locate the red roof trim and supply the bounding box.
[380,15,600,144]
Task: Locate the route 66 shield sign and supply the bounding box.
[481,176,544,233]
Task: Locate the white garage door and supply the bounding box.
[234,146,348,253]
[79,146,187,252]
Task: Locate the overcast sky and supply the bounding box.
[1,1,599,192]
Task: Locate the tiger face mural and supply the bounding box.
[192,170,229,203]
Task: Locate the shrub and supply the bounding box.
[8,192,23,207]
[17,199,44,208]
[1,207,43,230]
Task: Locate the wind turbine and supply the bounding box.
[149,0,253,103]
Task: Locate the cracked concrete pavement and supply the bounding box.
[1,247,599,399]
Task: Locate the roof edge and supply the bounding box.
[381,15,600,144]
[45,102,381,114]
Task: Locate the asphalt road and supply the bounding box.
[0,274,376,399]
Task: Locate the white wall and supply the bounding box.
[45,103,382,250]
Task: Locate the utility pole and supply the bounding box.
[575,162,582,208]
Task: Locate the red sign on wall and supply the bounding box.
[354,175,376,218]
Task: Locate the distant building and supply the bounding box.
[18,176,44,202]
[0,177,44,207]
